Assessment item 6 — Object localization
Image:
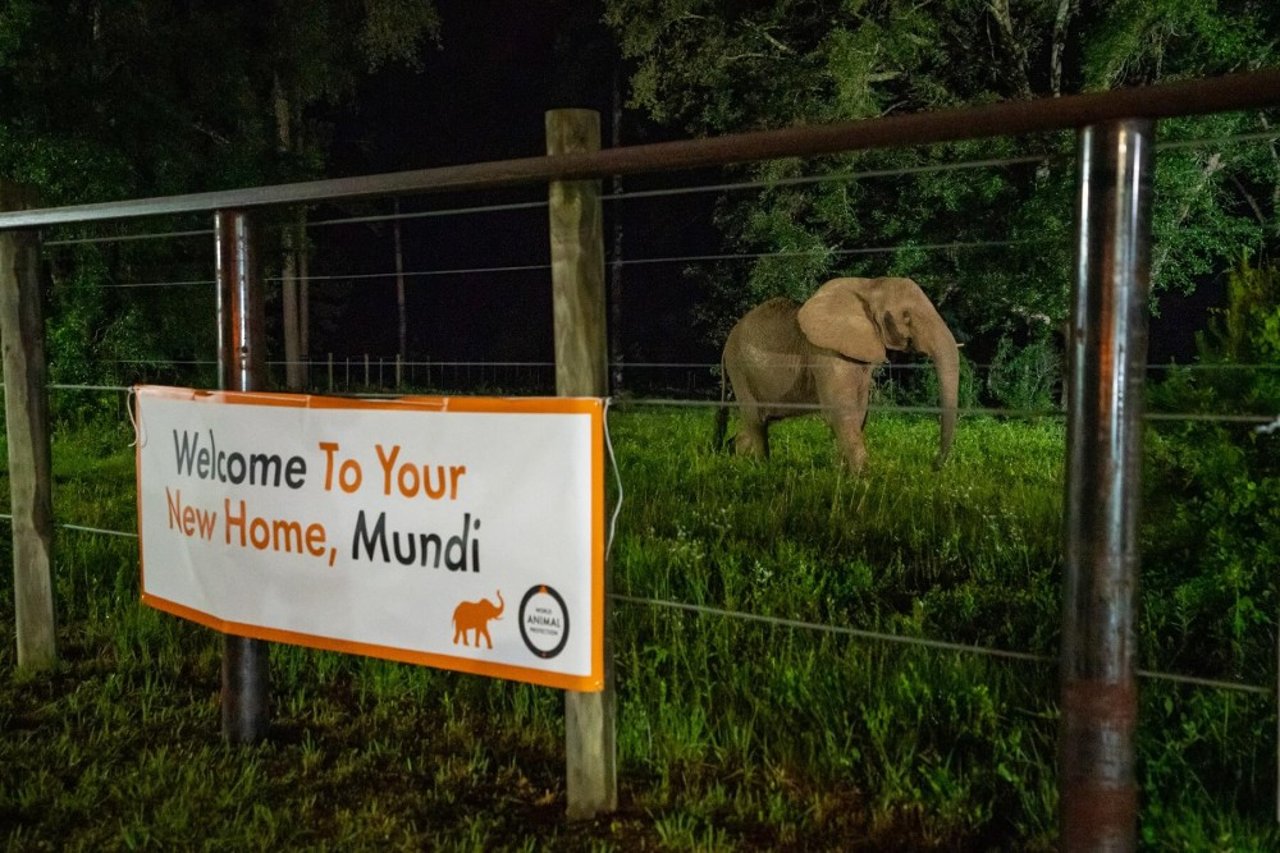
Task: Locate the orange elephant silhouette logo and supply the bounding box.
[452,590,505,649]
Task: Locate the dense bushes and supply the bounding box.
[1143,260,1280,683]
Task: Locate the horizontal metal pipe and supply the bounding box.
[1,70,1277,231]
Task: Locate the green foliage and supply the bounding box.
[604,0,1280,347]
[1143,259,1279,697]
[4,409,1278,847]
[986,332,1062,413]
[876,354,981,413]
[1194,258,1280,411]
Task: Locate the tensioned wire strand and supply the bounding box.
[65,125,1280,284]
[35,128,1280,247]
[4,505,1267,697]
[87,236,1048,288]
[30,384,1280,427]
[95,358,1280,371]
[609,593,1271,695]
[97,236,1050,288]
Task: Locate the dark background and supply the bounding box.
[307,0,720,381]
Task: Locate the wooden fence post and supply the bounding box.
[547,108,616,820]
[0,181,56,670]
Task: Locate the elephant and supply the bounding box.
[713,276,959,471]
[451,590,505,649]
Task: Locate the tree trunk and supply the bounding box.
[1050,0,1076,97]
[298,211,310,377]
[395,199,407,370]
[990,0,1033,99]
[274,75,303,391]
[609,62,624,393]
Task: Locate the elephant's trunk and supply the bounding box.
[494,590,505,618]
[920,321,959,469]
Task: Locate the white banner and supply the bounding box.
[135,386,604,691]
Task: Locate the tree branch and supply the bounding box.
[1050,0,1077,97]
[988,0,1033,98]
[1152,153,1224,284]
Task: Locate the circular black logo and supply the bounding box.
[519,585,570,659]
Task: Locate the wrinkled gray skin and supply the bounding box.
[714,277,959,471]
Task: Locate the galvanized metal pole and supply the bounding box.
[1061,119,1153,851]
[215,209,271,743]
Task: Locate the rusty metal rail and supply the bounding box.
[0,71,1277,231]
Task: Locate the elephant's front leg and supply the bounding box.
[830,412,868,472]
[817,360,872,472]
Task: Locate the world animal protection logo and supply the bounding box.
[134,386,606,691]
[519,585,569,659]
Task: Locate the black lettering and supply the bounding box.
[173,430,199,475]
[352,510,389,563]
[248,453,283,487]
[421,533,443,568]
[227,452,246,484]
[445,513,470,571]
[392,531,416,565]
[285,456,306,489]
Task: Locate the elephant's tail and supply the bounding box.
[712,357,730,453]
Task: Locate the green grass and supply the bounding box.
[1,408,1276,849]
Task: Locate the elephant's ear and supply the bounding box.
[797,278,887,363]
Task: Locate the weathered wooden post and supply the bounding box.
[547,108,616,820]
[215,209,271,743]
[0,180,56,670]
[1061,119,1153,851]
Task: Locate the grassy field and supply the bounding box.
[1,405,1276,849]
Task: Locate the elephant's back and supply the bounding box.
[729,297,802,341]
[723,298,813,410]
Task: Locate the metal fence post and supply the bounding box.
[1061,118,1153,851]
[0,181,56,670]
[215,209,271,743]
[547,107,616,820]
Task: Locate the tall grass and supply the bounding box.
[1,409,1275,849]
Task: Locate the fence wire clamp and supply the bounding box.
[1255,414,1280,435]
[603,397,624,560]
[126,386,144,448]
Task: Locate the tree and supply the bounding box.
[0,0,439,395]
[603,0,1280,351]
[262,0,440,389]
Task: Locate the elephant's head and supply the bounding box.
[797,276,959,468]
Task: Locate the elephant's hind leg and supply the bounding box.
[733,405,770,458]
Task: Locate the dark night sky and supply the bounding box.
[310,0,718,376]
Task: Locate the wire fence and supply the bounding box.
[35,126,1280,248]
[7,95,1279,833]
[1,508,1269,697]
